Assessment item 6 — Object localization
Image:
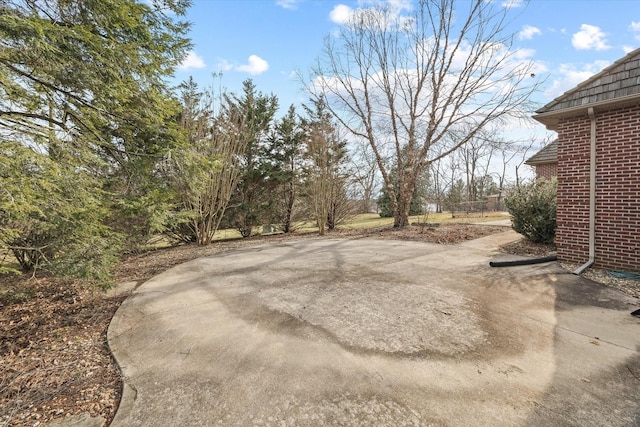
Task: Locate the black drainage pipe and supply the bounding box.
[489,255,557,267]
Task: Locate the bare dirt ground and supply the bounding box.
[2,223,638,426]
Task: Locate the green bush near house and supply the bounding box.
[505,178,557,244]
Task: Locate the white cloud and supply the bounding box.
[388,0,412,10]
[514,48,536,60]
[236,55,269,75]
[623,45,636,54]
[216,59,233,72]
[545,60,610,99]
[179,51,206,70]
[330,1,413,30]
[513,49,549,77]
[518,25,541,40]
[330,4,353,24]
[502,0,524,8]
[571,24,610,51]
[357,0,412,12]
[630,21,640,41]
[276,0,302,10]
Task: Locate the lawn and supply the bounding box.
[243,211,510,236]
[339,211,509,229]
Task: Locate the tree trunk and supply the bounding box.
[393,212,410,228]
[283,182,295,233]
[394,184,413,228]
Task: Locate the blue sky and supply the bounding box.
[173,0,640,134]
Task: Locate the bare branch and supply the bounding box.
[306,0,540,226]
[0,110,68,131]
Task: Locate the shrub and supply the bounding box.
[505,178,557,244]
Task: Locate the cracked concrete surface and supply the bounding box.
[107,231,640,426]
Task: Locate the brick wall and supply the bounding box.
[555,105,640,273]
[535,163,557,179]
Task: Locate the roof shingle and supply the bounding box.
[536,48,640,115]
[525,140,557,165]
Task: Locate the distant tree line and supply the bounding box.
[0,1,357,285]
[167,78,355,244]
[0,0,541,286]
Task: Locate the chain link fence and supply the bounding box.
[439,198,506,216]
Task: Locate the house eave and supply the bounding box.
[524,160,556,166]
[533,93,640,130]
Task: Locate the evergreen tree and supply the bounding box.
[0,0,191,283]
[267,105,306,233]
[302,98,353,235]
[377,153,429,218]
[445,179,466,216]
[224,80,279,237]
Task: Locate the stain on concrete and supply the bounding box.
[108,235,640,426]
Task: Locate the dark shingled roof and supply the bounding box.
[525,140,557,165]
[534,48,640,129]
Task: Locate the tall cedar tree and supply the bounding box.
[267,105,306,233]
[0,0,191,282]
[224,80,279,238]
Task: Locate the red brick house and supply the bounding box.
[525,140,557,179]
[533,48,640,274]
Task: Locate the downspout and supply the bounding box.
[573,107,596,275]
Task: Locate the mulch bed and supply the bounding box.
[0,275,126,426]
[499,237,640,299]
[499,238,557,258]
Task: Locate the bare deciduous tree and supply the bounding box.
[303,99,352,235]
[495,136,537,194]
[308,0,540,227]
[170,82,247,245]
[458,128,500,202]
[350,141,381,213]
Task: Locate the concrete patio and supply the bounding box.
[107,231,640,426]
